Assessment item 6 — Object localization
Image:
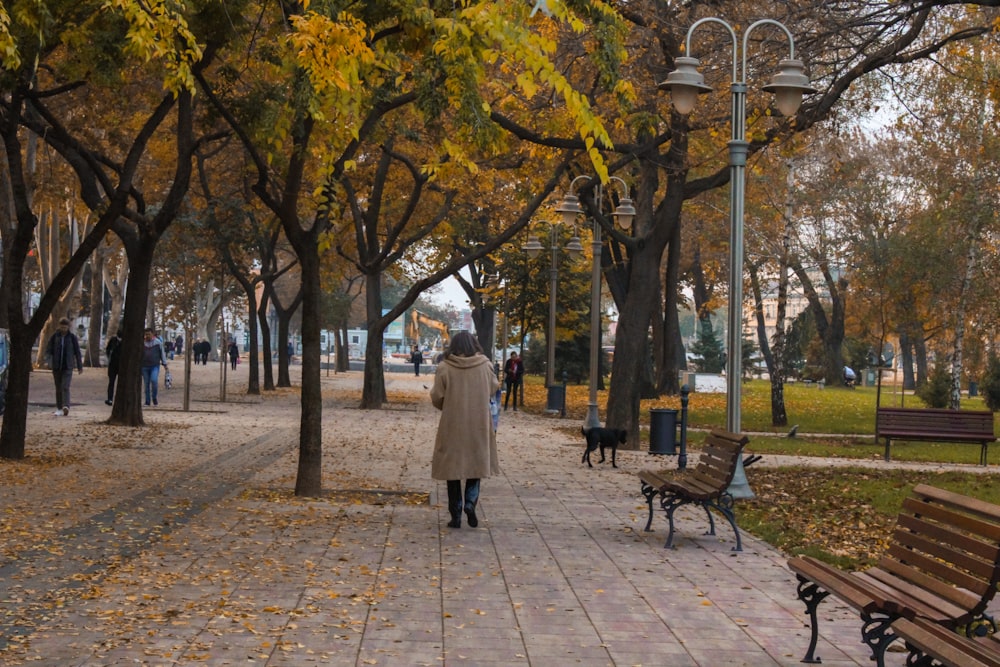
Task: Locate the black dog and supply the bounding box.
[581,426,628,468]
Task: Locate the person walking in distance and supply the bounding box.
[411,344,424,377]
[104,328,122,406]
[228,340,239,370]
[141,328,169,407]
[430,332,500,529]
[503,351,524,411]
[46,317,83,416]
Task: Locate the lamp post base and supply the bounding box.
[584,403,601,430]
[726,457,755,499]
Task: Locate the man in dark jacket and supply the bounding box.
[46,317,83,416]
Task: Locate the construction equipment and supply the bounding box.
[406,310,450,347]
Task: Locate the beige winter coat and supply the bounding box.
[430,353,501,481]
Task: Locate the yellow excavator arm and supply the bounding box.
[407,310,450,347]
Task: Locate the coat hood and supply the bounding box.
[444,353,493,370]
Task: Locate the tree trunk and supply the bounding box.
[293,247,323,497]
[277,313,292,388]
[239,277,260,395]
[607,246,663,446]
[257,289,274,391]
[657,216,683,395]
[109,242,155,427]
[0,325,36,459]
[360,272,389,408]
[86,250,105,367]
[606,145,684,445]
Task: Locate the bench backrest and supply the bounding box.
[689,429,749,493]
[881,484,1000,622]
[876,408,995,436]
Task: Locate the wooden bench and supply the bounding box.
[876,407,995,465]
[892,616,1000,667]
[787,484,1000,666]
[638,429,749,551]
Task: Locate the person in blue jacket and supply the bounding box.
[141,327,169,406]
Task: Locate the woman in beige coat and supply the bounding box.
[430,331,500,528]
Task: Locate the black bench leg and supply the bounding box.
[640,482,658,532]
[702,504,717,537]
[710,494,743,552]
[860,611,897,667]
[794,576,829,664]
[662,495,686,549]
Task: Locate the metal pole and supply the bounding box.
[726,81,748,435]
[546,225,558,389]
[585,189,603,430]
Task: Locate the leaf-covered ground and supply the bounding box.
[740,468,896,567]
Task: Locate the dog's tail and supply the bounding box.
[581,426,589,437]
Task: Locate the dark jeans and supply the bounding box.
[504,380,521,409]
[446,479,481,511]
[107,372,118,402]
[52,369,73,409]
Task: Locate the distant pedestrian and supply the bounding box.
[104,329,122,406]
[503,352,524,411]
[141,328,168,406]
[228,341,239,370]
[45,317,83,416]
[430,331,500,529]
[194,339,211,365]
[411,344,424,376]
[174,334,183,357]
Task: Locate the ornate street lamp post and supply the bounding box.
[554,176,634,430]
[525,224,583,411]
[661,17,815,496]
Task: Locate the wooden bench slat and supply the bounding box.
[857,568,975,621]
[888,533,998,590]
[913,484,1000,524]
[895,513,1000,563]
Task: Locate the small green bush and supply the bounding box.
[979,355,1000,412]
[916,359,951,408]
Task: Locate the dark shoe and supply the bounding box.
[105,400,113,406]
[465,503,478,528]
[448,511,462,528]
[153,398,158,406]
[145,402,150,406]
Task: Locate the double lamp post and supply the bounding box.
[660,17,814,496]
[525,176,634,418]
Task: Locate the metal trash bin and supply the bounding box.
[649,408,678,454]
[545,385,565,413]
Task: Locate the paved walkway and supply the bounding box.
[0,362,987,666]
